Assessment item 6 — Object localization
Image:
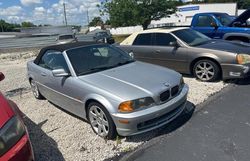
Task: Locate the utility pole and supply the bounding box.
[63,2,68,26]
[87,8,89,25]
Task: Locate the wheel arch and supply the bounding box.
[27,74,35,84]
[83,94,117,119]
[190,56,222,78]
[223,33,250,43]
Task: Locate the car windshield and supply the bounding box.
[66,45,134,76]
[172,29,211,46]
[59,35,74,40]
[214,13,233,26]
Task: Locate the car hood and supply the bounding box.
[197,40,250,54]
[78,61,181,101]
[229,9,250,27]
[0,92,14,128]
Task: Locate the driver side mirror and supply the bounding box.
[169,41,179,48]
[52,69,70,77]
[210,22,218,29]
[0,72,5,81]
[128,51,134,59]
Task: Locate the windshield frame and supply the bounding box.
[65,44,135,76]
[172,29,211,47]
[213,13,233,26]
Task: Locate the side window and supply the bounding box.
[38,50,69,71]
[196,15,215,27]
[154,33,177,46]
[133,33,152,45]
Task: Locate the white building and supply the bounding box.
[150,3,238,27]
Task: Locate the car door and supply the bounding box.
[151,33,188,72]
[37,50,84,117]
[192,15,219,39]
[130,33,163,65]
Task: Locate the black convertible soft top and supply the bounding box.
[34,41,102,64]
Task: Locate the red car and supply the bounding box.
[0,72,34,161]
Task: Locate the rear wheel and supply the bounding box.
[193,60,220,82]
[30,79,43,99]
[87,102,117,139]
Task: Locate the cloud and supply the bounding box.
[0,6,23,16]
[1,0,102,25]
[20,0,43,6]
[7,16,21,22]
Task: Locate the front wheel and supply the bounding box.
[87,102,117,139]
[193,60,220,82]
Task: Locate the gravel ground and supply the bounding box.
[0,52,227,161]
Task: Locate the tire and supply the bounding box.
[87,102,117,139]
[193,59,220,82]
[30,79,44,99]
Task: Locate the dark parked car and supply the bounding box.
[119,28,250,82]
[56,34,77,44]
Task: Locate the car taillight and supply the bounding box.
[0,116,26,156]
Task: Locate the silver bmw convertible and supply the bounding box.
[27,42,188,139]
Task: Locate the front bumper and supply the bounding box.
[112,84,189,136]
[222,63,250,79]
[0,134,34,161]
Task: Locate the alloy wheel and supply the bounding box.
[89,105,109,137]
[195,61,215,81]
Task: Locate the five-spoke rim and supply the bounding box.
[89,105,109,137]
[195,62,215,81]
[30,80,39,98]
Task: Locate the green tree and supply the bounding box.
[89,17,104,26]
[98,0,179,29]
[0,19,21,32]
[21,21,36,28]
[237,0,250,9]
[104,19,111,25]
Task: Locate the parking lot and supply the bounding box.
[0,50,227,161]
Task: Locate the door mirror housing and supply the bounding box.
[210,22,218,29]
[169,41,179,47]
[0,72,5,81]
[128,51,134,59]
[52,69,70,77]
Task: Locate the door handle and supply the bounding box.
[41,72,47,76]
[155,50,161,54]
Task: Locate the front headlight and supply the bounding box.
[0,116,26,156]
[118,97,155,113]
[236,54,250,64]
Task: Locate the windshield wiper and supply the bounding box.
[114,60,135,66]
[192,40,211,46]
